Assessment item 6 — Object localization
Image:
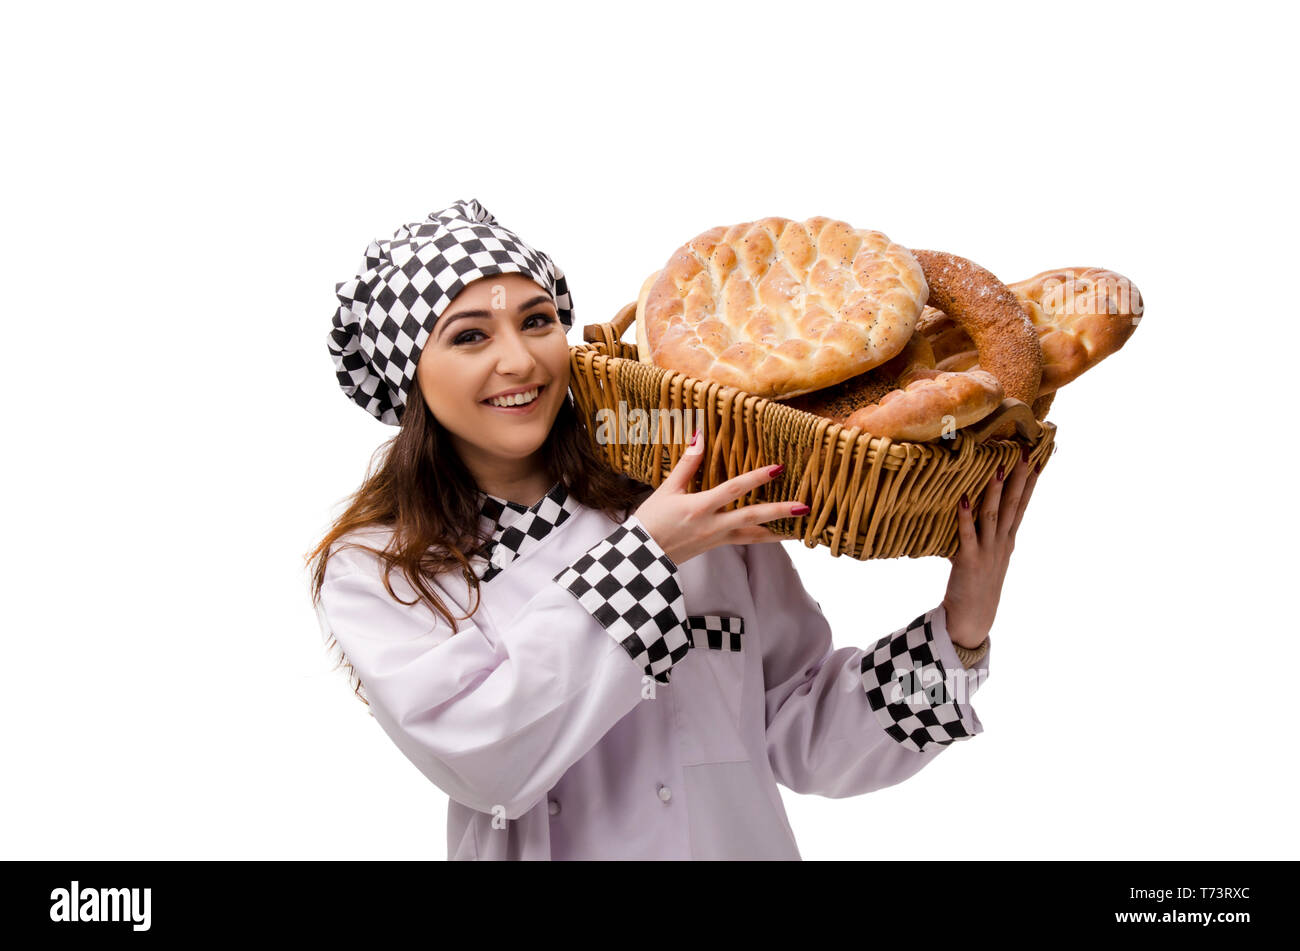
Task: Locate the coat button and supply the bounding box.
[657,784,672,803]
[548,799,561,816]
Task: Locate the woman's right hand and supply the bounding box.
[632,430,809,567]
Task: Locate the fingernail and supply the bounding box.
[1021,446,1030,464]
[791,504,810,516]
[689,430,700,447]
[769,464,785,478]
[1035,462,1042,474]
[997,464,1005,481]
[960,493,969,509]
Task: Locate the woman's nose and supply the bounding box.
[494,330,537,376]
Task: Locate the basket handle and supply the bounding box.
[582,302,637,347]
[963,398,1044,444]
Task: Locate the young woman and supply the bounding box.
[307,199,1039,860]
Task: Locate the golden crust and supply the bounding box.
[935,348,979,373]
[914,305,971,364]
[843,369,1005,442]
[640,217,929,399]
[1009,267,1142,396]
[780,332,936,424]
[909,250,1042,407]
[1031,390,1055,421]
[635,269,660,364]
[918,266,1143,399]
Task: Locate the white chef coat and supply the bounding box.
[314,479,990,860]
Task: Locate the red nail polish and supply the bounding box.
[1035,462,1042,474]
[960,493,969,509]
[791,504,810,516]
[1021,446,1030,464]
[996,464,1004,481]
[689,430,700,447]
[769,464,785,478]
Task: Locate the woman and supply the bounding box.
[307,198,1039,860]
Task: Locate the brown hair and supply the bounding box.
[304,388,650,705]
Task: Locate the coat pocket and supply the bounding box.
[686,614,744,653]
[672,615,750,765]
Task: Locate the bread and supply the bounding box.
[780,332,936,424]
[920,266,1143,408]
[635,269,659,365]
[915,306,971,364]
[908,250,1042,408]
[1010,267,1142,396]
[843,368,1005,442]
[637,217,928,399]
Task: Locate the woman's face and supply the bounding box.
[416,272,570,473]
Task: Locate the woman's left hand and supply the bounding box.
[942,447,1042,648]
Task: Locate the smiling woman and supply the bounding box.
[308,198,650,686]
[416,273,573,504]
[306,198,995,862]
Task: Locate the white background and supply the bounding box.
[4,0,1296,860]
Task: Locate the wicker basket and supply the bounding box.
[569,303,1057,560]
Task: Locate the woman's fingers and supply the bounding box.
[701,460,787,511]
[979,462,1007,542]
[997,453,1033,540]
[661,429,706,492]
[731,523,787,544]
[1007,464,1040,538]
[956,489,978,554]
[723,499,807,529]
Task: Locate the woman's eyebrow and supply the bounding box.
[438,295,555,339]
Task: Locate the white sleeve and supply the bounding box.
[744,541,990,799]
[316,516,691,820]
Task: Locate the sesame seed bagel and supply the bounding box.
[922,266,1143,412]
[908,250,1043,409]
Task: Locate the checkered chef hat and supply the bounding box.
[328,198,574,425]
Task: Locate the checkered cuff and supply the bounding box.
[860,607,982,753]
[553,515,691,684]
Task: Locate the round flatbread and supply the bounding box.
[638,217,928,399]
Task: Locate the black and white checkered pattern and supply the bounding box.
[328,198,575,426]
[686,615,745,652]
[860,612,978,753]
[470,481,579,583]
[554,518,691,684]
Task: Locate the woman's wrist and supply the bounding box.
[941,598,990,649]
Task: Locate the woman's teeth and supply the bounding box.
[486,386,541,407]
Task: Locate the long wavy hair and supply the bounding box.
[305,387,650,706]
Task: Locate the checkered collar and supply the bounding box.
[469,480,580,582]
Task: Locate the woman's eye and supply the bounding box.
[452,314,553,346]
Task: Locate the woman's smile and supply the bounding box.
[481,383,547,414]
[415,272,571,482]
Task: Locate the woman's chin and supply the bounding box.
[483,411,559,456]
[489,437,547,460]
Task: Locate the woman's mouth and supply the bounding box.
[482,384,546,414]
